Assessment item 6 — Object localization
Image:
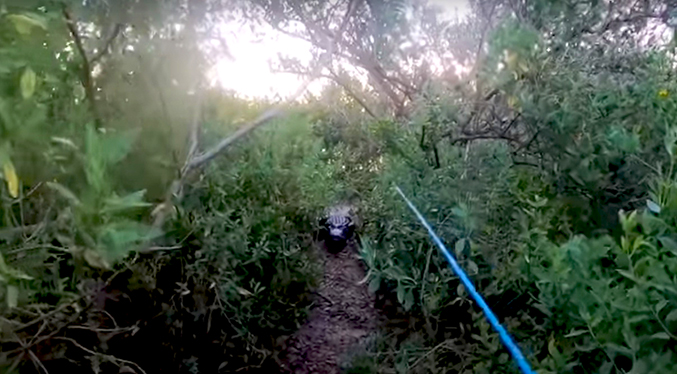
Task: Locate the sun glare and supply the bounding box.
[211,22,317,99]
[212,1,470,99]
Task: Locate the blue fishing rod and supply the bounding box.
[395,186,536,374]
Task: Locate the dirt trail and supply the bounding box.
[280,237,378,373]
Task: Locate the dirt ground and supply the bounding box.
[279,237,378,374]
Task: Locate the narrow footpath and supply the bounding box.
[280,236,378,373]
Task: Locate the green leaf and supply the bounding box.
[6,284,18,309]
[0,99,13,131]
[564,329,588,338]
[368,275,381,293]
[83,250,111,270]
[404,289,414,310]
[455,238,466,257]
[7,14,48,35]
[659,236,677,255]
[547,337,561,360]
[649,332,670,340]
[0,253,10,275]
[466,260,478,275]
[84,125,136,194]
[51,137,79,150]
[396,283,405,304]
[665,127,677,157]
[46,181,81,206]
[97,221,162,260]
[102,190,152,213]
[616,269,638,282]
[20,66,36,99]
[666,309,677,322]
[456,283,465,298]
[647,199,661,214]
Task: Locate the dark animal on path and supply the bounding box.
[320,212,356,253]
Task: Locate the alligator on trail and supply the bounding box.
[279,205,377,374]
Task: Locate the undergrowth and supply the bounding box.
[2,2,677,374]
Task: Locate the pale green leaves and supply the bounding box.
[7,13,48,35]
[20,66,36,99]
[646,199,661,214]
[0,253,32,309]
[666,309,677,322]
[6,285,18,309]
[605,127,639,154]
[454,238,467,257]
[664,126,677,158]
[45,123,155,268]
[46,181,81,206]
[85,124,136,195]
[103,190,152,213]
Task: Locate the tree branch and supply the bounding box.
[91,23,123,64]
[274,65,378,118]
[329,71,378,118]
[150,0,358,231]
[446,133,521,145]
[63,7,101,127]
[185,107,282,173]
[500,113,521,136]
[183,90,204,173]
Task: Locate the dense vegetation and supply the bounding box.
[1,0,677,373]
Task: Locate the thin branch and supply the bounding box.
[330,74,378,118]
[447,133,521,145]
[0,224,41,239]
[185,0,358,173]
[150,0,357,232]
[288,0,411,115]
[511,160,540,168]
[409,340,452,370]
[91,23,122,64]
[599,11,668,33]
[500,113,521,136]
[54,337,147,374]
[12,297,85,332]
[184,107,283,173]
[62,7,101,127]
[278,66,378,118]
[137,54,179,166]
[28,350,49,374]
[182,90,204,177]
[469,1,497,78]
[145,245,184,251]
[513,127,541,154]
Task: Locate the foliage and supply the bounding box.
[0,2,335,373]
[334,10,677,374]
[3,0,677,373]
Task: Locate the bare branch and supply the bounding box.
[91,23,123,64]
[274,65,379,118]
[183,90,204,174]
[329,71,378,118]
[54,337,147,374]
[468,1,497,79]
[447,133,521,145]
[149,0,359,233]
[63,7,101,127]
[500,113,521,136]
[185,107,283,173]
[185,0,358,173]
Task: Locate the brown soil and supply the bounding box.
[279,238,378,374]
